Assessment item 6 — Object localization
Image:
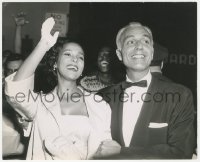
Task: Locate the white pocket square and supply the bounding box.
[148,122,168,128]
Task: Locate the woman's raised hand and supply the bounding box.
[41,17,59,50]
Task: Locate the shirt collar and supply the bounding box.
[126,70,152,87]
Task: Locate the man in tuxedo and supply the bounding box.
[96,22,195,159]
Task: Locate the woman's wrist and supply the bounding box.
[38,39,52,52]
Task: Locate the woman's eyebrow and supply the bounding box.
[62,49,71,52]
[78,52,85,56]
[62,49,84,56]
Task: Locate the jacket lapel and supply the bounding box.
[109,83,125,145]
[117,84,126,146]
[129,76,158,146]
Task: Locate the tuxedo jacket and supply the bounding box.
[151,72,172,82]
[98,75,195,159]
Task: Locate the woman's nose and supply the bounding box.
[72,56,78,62]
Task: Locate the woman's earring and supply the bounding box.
[53,64,57,71]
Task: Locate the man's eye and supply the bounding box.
[127,40,135,45]
[142,39,150,44]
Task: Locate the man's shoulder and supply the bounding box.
[151,72,172,82]
[153,76,192,95]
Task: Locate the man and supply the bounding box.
[4,54,23,76]
[150,42,171,82]
[96,22,195,159]
[3,53,27,159]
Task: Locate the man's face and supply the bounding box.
[97,47,111,73]
[117,26,154,73]
[6,60,23,76]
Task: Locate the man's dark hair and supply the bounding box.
[151,42,168,67]
[6,53,24,63]
[3,50,12,58]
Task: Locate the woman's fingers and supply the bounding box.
[41,17,59,48]
[41,17,55,37]
[53,31,60,41]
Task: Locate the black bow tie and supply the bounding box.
[123,80,147,89]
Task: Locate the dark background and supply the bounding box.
[68,2,197,107]
[3,2,197,107]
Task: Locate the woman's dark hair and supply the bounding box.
[40,38,84,93]
[44,37,84,73]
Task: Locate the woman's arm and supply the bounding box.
[13,17,59,81]
[5,17,59,120]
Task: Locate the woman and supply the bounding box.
[5,17,111,160]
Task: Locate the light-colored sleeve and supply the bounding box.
[87,94,112,140]
[4,72,39,120]
[86,94,112,159]
[98,99,112,140]
[2,115,24,156]
[23,122,33,137]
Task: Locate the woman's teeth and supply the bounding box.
[67,65,78,71]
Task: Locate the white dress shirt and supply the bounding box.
[122,71,152,147]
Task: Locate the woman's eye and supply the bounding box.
[79,56,84,61]
[64,52,71,56]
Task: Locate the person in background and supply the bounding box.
[80,46,117,92]
[96,22,196,159]
[13,12,29,54]
[5,17,112,160]
[2,11,28,82]
[4,54,24,76]
[150,42,171,82]
[3,50,12,65]
[2,12,29,159]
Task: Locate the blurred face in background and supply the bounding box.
[6,60,23,76]
[97,47,112,73]
[3,50,12,64]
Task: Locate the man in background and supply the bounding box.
[150,42,171,82]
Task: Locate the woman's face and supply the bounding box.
[56,42,84,81]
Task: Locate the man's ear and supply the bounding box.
[161,61,164,69]
[116,49,122,61]
[151,47,154,61]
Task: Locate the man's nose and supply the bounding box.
[135,40,143,50]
